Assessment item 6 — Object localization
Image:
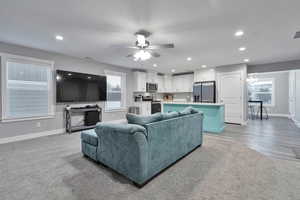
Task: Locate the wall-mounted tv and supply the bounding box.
[56,70,107,103]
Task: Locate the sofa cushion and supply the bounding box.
[81,129,98,146]
[179,106,193,116]
[126,113,162,126]
[190,107,200,114]
[95,123,147,136]
[162,111,179,120]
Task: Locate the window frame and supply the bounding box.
[248,78,275,107]
[1,53,55,122]
[104,70,127,112]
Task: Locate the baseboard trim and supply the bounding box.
[0,129,65,145]
[294,120,300,128]
[268,114,291,118]
[241,120,248,126]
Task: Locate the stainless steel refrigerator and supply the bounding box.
[193,81,216,103]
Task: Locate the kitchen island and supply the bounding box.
[162,102,225,133]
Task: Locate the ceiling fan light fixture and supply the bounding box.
[136,34,146,47]
[133,50,151,61]
[239,47,246,51]
[235,30,244,37]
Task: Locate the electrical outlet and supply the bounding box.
[36,122,41,128]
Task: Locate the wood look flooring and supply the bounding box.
[209,117,300,161]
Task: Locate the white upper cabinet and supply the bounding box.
[134,71,194,93]
[164,75,173,93]
[157,75,165,92]
[172,74,194,92]
[133,71,147,92]
[172,75,182,92]
[146,72,158,83]
[184,74,194,92]
[194,69,216,82]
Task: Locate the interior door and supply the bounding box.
[289,71,296,119]
[219,72,243,124]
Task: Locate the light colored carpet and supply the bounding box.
[0,133,300,200]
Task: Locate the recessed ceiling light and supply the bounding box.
[55,35,64,41]
[153,64,157,67]
[244,58,250,62]
[68,73,72,76]
[88,76,91,79]
[187,57,192,61]
[201,65,207,68]
[239,47,246,51]
[235,30,244,37]
[171,69,176,73]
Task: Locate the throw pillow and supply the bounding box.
[126,113,162,126]
[179,106,193,116]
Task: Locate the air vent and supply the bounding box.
[294,31,300,39]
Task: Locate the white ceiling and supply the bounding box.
[0,0,300,73]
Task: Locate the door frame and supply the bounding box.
[216,70,246,125]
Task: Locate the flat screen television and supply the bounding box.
[56,70,107,103]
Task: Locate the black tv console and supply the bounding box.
[65,105,102,133]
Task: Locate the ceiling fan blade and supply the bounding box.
[147,44,174,49]
[151,52,161,57]
[110,44,139,49]
[127,46,140,49]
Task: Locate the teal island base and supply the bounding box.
[163,103,225,133]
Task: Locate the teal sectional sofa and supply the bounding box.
[81,107,203,186]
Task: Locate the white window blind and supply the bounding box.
[105,71,126,111]
[1,54,54,121]
[248,78,275,106]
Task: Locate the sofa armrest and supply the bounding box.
[95,123,149,185]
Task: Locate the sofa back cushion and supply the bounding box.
[179,106,199,116]
[126,113,163,126]
[95,123,146,137]
[161,111,179,120]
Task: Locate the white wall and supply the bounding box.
[249,71,289,116]
[0,42,134,139]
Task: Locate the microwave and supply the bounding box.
[146,83,158,93]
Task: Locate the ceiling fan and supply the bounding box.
[125,30,174,61]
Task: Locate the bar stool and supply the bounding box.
[256,106,269,120]
[248,104,256,120]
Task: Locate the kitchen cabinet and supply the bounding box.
[172,74,193,92]
[133,71,147,92]
[184,74,194,92]
[172,75,182,92]
[164,75,173,93]
[134,71,193,94]
[146,72,158,83]
[133,101,151,115]
[194,69,216,82]
[157,75,165,92]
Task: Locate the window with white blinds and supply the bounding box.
[1,54,54,121]
[105,70,126,111]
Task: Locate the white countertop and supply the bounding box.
[162,102,224,106]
